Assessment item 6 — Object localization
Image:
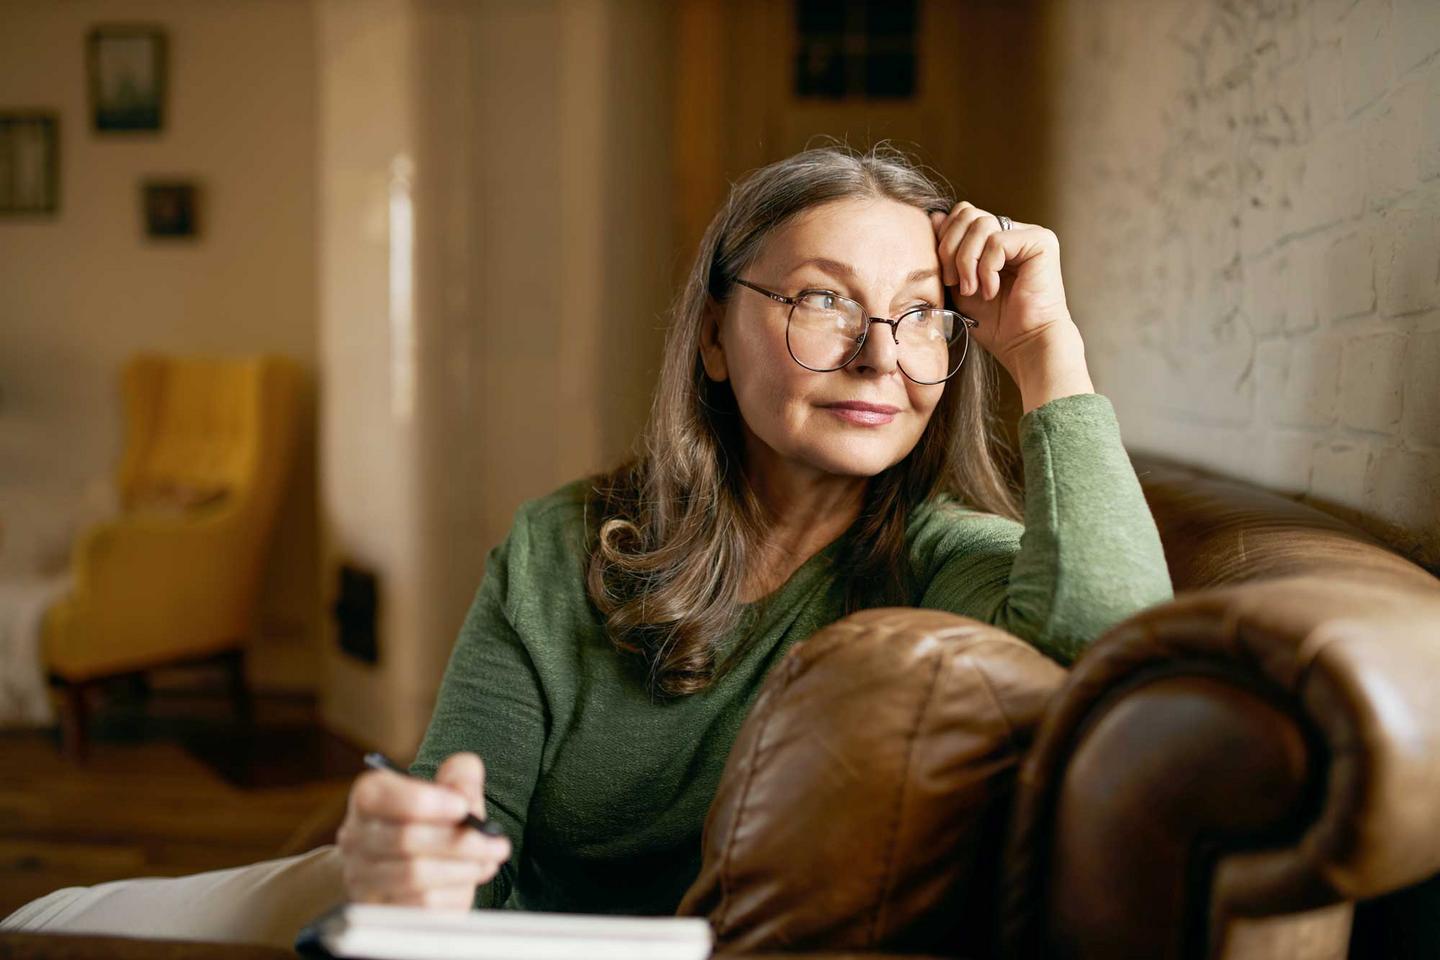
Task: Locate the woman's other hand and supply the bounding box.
[930,204,1075,364]
[930,203,1092,412]
[337,751,512,909]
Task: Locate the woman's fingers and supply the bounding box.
[931,204,965,286]
[338,756,513,909]
[933,202,972,287]
[346,856,499,908]
[337,818,512,906]
[953,214,1000,297]
[934,201,1001,295]
[981,225,1053,300]
[935,204,985,290]
[341,816,512,863]
[349,768,470,824]
[934,199,973,239]
[933,201,1044,300]
[434,751,487,821]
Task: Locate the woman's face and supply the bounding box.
[700,195,948,483]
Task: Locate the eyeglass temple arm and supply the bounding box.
[732,278,792,305]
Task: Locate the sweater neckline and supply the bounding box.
[738,524,853,614]
[733,494,956,616]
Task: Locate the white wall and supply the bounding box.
[1045,0,1440,566]
[0,0,322,689]
[1,0,675,739]
[316,0,674,757]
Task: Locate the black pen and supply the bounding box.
[363,751,508,838]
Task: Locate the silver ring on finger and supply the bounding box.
[997,215,1012,231]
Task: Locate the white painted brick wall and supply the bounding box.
[1423,67,1440,181]
[1403,329,1440,445]
[1311,440,1372,505]
[1339,331,1406,432]
[1393,0,1440,75]
[1323,229,1375,321]
[1051,0,1440,565]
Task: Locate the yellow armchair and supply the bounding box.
[43,354,303,758]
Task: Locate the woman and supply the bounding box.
[336,143,1173,915]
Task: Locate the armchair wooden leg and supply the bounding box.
[57,680,91,762]
[222,647,253,726]
[119,672,151,703]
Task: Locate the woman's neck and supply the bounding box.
[740,453,867,603]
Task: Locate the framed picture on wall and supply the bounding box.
[142,179,199,238]
[87,24,167,132]
[0,112,60,215]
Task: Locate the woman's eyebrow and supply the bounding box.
[788,256,938,288]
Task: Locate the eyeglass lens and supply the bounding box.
[787,292,968,383]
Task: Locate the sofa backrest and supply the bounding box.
[1128,452,1436,594]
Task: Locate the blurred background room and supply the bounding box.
[1,0,1437,936]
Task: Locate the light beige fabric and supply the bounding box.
[0,843,343,950]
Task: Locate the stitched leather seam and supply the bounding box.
[868,645,945,945]
[966,642,1022,755]
[713,645,807,932]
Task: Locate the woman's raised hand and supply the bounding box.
[337,751,512,910]
[929,202,1077,375]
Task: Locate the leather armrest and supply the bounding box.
[676,607,1067,957]
[1002,573,1440,959]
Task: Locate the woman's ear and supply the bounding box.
[698,296,729,382]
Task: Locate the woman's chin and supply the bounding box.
[806,439,909,477]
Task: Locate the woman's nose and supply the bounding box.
[849,319,901,376]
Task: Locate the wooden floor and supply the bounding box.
[0,678,360,921]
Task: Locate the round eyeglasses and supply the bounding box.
[732,278,978,385]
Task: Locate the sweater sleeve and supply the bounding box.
[917,391,1173,664]
[408,523,548,910]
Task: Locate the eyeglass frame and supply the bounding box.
[730,277,980,385]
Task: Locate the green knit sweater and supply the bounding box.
[408,391,1173,916]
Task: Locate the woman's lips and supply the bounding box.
[823,403,898,426]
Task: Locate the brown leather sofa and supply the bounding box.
[8,451,1436,959]
[677,452,1440,960]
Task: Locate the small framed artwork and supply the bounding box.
[794,0,918,99]
[0,112,60,215]
[87,24,167,132]
[142,179,199,238]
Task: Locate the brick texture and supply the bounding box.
[1051,0,1440,565]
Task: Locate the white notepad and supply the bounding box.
[308,902,714,960]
